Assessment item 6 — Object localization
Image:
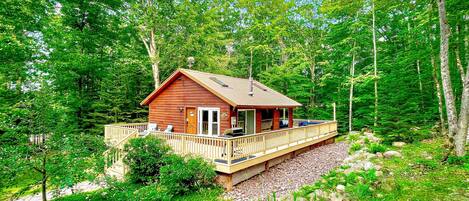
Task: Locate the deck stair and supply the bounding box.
[103,124,145,179]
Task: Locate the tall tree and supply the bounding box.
[437,0,468,157]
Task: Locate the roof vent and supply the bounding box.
[253,83,268,91]
[209,77,228,87]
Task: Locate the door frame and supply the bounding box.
[237,109,256,134]
[184,106,197,134]
[197,107,220,136]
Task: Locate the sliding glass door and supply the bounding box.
[198,107,220,136]
[238,109,255,134]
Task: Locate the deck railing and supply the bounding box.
[104,120,337,174]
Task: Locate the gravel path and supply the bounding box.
[223,142,349,201]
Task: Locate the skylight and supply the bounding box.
[209,77,228,87]
[253,83,268,91]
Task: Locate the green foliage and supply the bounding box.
[159,155,217,196]
[367,143,386,154]
[349,143,362,152]
[382,128,432,144]
[123,136,171,184]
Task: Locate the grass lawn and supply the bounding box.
[0,171,42,200]
[373,138,469,201]
[53,185,223,201]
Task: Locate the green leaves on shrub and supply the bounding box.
[123,136,171,184]
[350,143,362,153]
[159,154,217,196]
[368,143,386,153]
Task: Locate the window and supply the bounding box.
[237,109,256,134]
[279,108,289,128]
[198,107,220,136]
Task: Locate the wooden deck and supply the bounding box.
[104,120,337,175]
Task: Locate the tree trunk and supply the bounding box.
[349,42,356,133]
[41,154,47,201]
[372,0,378,128]
[455,25,466,88]
[455,72,469,155]
[438,0,469,157]
[431,54,446,135]
[141,29,160,89]
[309,57,316,108]
[437,0,457,137]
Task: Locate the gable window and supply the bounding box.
[198,107,220,136]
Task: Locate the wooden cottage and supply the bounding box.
[141,69,302,136]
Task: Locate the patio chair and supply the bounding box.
[164,125,174,133]
[140,123,157,137]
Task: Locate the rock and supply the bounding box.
[336,184,346,192]
[329,192,344,201]
[366,153,376,159]
[375,164,382,170]
[363,161,375,171]
[383,150,402,158]
[376,152,383,158]
[376,170,383,177]
[392,142,406,148]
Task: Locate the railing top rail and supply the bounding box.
[226,120,336,140]
[105,122,148,127]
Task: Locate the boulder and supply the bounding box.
[363,161,375,171]
[376,170,383,177]
[336,184,345,193]
[392,142,406,148]
[376,152,383,158]
[383,150,402,158]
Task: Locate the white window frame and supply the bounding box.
[237,109,256,134]
[197,107,220,136]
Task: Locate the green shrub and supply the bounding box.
[123,136,171,184]
[348,134,360,142]
[368,143,386,153]
[446,155,469,166]
[159,154,216,196]
[350,143,362,152]
[382,128,432,144]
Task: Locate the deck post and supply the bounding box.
[182,136,186,154]
[262,135,266,154]
[227,140,232,165]
[304,127,307,140]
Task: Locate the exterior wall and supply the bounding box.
[273,109,280,130]
[148,74,231,134]
[256,110,262,133]
[288,108,293,128]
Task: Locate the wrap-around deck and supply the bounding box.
[104,120,337,175]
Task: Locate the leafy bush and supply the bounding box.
[382,128,432,144]
[159,154,216,196]
[123,136,171,184]
[350,143,362,153]
[368,143,386,153]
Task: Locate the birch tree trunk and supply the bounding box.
[455,25,466,88]
[372,0,379,128]
[437,0,457,136]
[438,0,469,156]
[349,42,356,133]
[141,29,160,89]
[309,57,316,107]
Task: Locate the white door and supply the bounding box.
[198,107,220,136]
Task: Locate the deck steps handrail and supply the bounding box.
[103,126,139,177]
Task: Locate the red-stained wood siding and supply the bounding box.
[256,110,262,133]
[148,74,231,134]
[273,109,280,130]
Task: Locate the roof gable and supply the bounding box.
[141,69,302,107]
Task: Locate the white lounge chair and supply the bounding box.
[141,123,158,137]
[164,125,173,133]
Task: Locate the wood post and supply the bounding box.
[273,109,280,130]
[227,140,232,165]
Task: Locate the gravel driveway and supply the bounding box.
[223,142,349,201]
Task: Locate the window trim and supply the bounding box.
[197,107,220,136]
